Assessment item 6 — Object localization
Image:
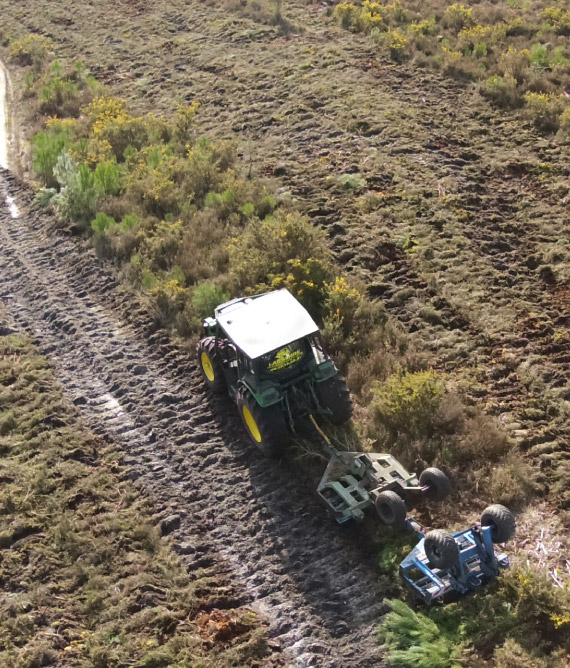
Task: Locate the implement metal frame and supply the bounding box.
[400,522,510,604]
[315,434,427,524]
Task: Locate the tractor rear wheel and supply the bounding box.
[237,388,289,457]
[425,530,460,569]
[419,467,450,501]
[315,374,353,425]
[375,490,407,527]
[481,504,516,543]
[197,338,226,394]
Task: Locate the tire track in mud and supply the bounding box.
[0,170,388,668]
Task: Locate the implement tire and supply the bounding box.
[197,337,226,394]
[316,374,353,426]
[425,530,460,569]
[419,467,450,501]
[375,490,407,528]
[237,388,289,457]
[481,504,516,544]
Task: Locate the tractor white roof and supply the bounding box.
[215,289,319,359]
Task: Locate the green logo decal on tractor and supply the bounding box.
[268,346,303,372]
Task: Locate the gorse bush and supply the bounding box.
[371,369,444,439]
[331,0,570,125]
[524,92,567,132]
[8,34,52,70]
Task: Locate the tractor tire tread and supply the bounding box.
[197,337,226,394]
[237,387,289,457]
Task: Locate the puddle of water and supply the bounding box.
[6,195,19,218]
[0,64,7,170]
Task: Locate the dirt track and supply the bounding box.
[0,170,390,667]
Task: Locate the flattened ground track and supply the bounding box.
[0,170,388,668]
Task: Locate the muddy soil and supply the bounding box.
[0,170,390,667]
[1,0,569,509]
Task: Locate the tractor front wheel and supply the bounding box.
[481,504,516,543]
[237,388,289,457]
[315,374,353,426]
[424,530,460,569]
[197,338,226,394]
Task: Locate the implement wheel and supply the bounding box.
[425,530,460,569]
[315,374,353,426]
[481,505,516,544]
[419,467,450,501]
[197,337,226,394]
[375,490,407,528]
[237,388,289,457]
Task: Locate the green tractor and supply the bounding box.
[197,288,452,529]
[196,289,352,455]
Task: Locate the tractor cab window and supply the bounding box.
[259,339,307,376]
[309,334,328,365]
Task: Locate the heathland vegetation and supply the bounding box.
[332,0,570,134]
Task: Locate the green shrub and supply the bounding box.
[204,187,238,222]
[191,282,231,321]
[91,212,116,237]
[38,77,81,116]
[371,369,444,439]
[551,46,570,68]
[50,152,101,223]
[94,161,122,197]
[524,92,566,132]
[481,74,523,109]
[528,43,549,69]
[32,126,73,187]
[378,600,463,668]
[120,213,139,232]
[473,41,488,58]
[337,173,367,191]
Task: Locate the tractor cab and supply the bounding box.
[197,289,352,455]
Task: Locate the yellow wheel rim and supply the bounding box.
[201,352,215,382]
[242,405,262,443]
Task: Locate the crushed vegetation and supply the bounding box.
[0,330,269,667]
